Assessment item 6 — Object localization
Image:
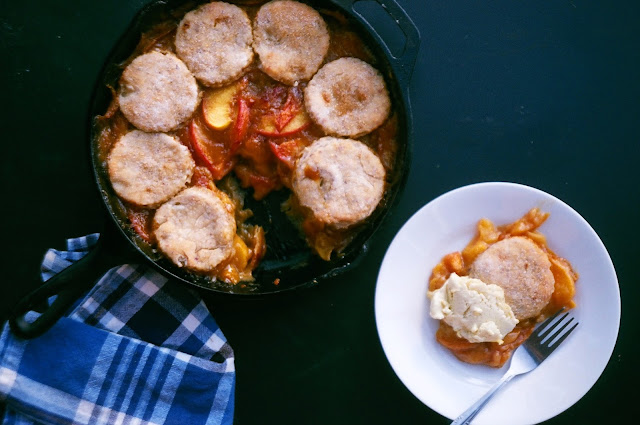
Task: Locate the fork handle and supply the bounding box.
[451,373,516,425]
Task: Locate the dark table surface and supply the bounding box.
[1,0,637,423]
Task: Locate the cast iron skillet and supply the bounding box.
[10,0,420,338]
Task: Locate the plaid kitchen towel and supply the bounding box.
[0,234,235,425]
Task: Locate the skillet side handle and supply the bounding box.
[332,0,421,88]
[9,235,118,339]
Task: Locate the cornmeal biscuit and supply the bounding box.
[175,2,253,87]
[118,51,199,132]
[253,0,329,85]
[304,57,390,137]
[153,187,236,272]
[292,137,385,228]
[469,236,555,320]
[108,130,195,207]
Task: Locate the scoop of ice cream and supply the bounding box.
[428,273,518,344]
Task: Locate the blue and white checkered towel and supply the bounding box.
[0,235,235,425]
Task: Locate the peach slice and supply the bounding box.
[189,119,234,180]
[230,98,250,153]
[268,139,306,168]
[257,110,310,137]
[202,83,238,130]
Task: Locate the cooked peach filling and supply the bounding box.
[95,4,400,283]
[428,208,578,368]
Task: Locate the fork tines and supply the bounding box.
[531,308,579,350]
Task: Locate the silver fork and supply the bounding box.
[451,308,579,425]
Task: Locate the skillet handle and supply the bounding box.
[9,233,125,339]
[332,0,420,88]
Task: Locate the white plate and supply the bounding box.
[375,182,620,425]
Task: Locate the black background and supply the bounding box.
[1,0,637,423]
